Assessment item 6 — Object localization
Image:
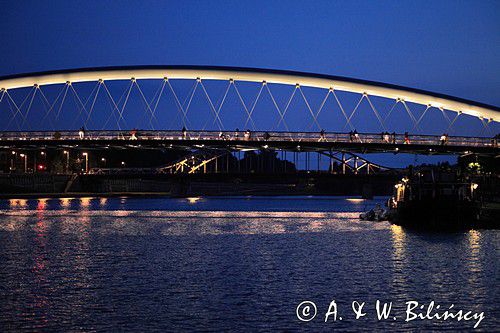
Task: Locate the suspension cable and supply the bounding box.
[84,82,102,128]
[269,84,293,132]
[54,84,70,121]
[70,82,98,128]
[298,86,321,130]
[308,89,331,130]
[344,94,365,129]
[232,80,256,130]
[19,87,37,129]
[413,105,431,131]
[244,82,264,129]
[199,80,224,130]
[365,94,386,131]
[332,90,353,131]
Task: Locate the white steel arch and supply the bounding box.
[0,66,498,121]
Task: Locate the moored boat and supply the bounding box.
[388,169,498,229]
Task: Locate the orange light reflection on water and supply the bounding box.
[9,199,27,208]
[80,197,92,208]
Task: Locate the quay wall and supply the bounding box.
[0,173,399,198]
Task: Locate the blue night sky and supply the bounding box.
[0,0,498,104]
[0,0,498,166]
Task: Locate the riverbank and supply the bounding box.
[0,173,400,198]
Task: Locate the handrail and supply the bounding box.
[0,130,496,148]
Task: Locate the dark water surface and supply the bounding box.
[0,196,498,332]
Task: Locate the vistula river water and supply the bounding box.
[0,196,498,332]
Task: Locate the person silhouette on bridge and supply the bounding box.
[391,132,396,144]
[404,132,410,144]
[78,126,85,139]
[219,131,228,140]
[493,133,499,147]
[130,128,138,140]
[182,126,187,139]
[263,131,271,141]
[440,133,448,145]
[319,129,326,142]
[244,129,252,141]
[353,129,359,142]
[383,131,390,143]
[234,128,240,140]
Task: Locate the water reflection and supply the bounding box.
[32,198,49,327]
[0,210,390,235]
[9,199,28,208]
[0,197,497,331]
[60,198,71,208]
[466,230,485,304]
[79,197,92,208]
[390,224,410,302]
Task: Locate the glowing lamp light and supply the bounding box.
[346,198,365,202]
[187,197,201,204]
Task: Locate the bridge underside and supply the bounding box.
[1,137,497,156]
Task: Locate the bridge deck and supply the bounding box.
[0,130,497,155]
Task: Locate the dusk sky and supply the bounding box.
[1,0,499,106]
[1,1,498,166]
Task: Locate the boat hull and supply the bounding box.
[390,199,482,229]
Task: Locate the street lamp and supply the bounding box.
[82,152,88,173]
[10,151,16,172]
[63,150,69,173]
[121,161,126,167]
[19,153,27,173]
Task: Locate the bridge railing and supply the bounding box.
[0,130,496,147]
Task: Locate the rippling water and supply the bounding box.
[0,196,498,332]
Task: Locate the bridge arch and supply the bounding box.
[0,65,498,122]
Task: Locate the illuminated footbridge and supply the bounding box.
[0,66,498,173]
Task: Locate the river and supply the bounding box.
[0,196,498,331]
